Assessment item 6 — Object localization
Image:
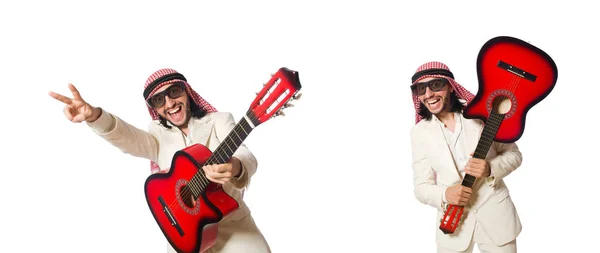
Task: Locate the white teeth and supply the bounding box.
[168,106,181,114]
[427,99,440,105]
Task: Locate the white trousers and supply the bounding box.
[437,221,517,253]
[167,214,271,253]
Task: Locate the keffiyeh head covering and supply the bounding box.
[143,68,217,120]
[142,68,218,173]
[410,61,475,124]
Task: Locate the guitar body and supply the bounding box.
[463,36,558,142]
[145,144,240,253]
[439,36,558,234]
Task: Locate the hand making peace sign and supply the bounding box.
[49,83,102,123]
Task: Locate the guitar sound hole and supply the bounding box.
[486,89,518,118]
[492,95,512,115]
[179,185,196,208]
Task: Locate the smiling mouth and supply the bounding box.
[165,105,185,121]
[427,98,440,105]
[167,106,181,115]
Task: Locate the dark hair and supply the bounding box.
[158,95,208,129]
[417,92,465,121]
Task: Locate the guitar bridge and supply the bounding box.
[158,196,185,237]
[497,60,537,82]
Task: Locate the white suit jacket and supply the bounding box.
[87,109,257,222]
[411,112,522,251]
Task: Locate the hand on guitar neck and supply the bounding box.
[464,152,491,178]
[444,153,490,206]
[202,157,243,185]
[445,184,472,206]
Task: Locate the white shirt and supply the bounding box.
[433,112,471,203]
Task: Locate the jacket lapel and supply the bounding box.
[462,114,484,155]
[189,115,216,149]
[425,119,463,181]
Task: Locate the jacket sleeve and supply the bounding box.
[86,108,159,162]
[411,127,447,212]
[486,141,522,187]
[213,112,257,190]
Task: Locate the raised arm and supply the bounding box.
[86,108,159,162]
[49,83,159,162]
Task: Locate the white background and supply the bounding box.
[1,0,598,252]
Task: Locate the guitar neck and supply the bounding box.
[188,111,259,196]
[461,111,505,188]
[205,111,260,165]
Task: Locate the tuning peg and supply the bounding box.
[292,92,302,100]
[275,110,286,117]
[256,91,260,95]
[284,103,294,108]
[263,82,267,86]
[270,73,275,77]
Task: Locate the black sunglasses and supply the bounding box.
[146,82,186,108]
[411,78,448,95]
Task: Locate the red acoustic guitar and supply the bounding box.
[144,67,302,253]
[439,36,558,234]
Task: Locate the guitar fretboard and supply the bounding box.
[188,111,260,197]
[461,111,505,188]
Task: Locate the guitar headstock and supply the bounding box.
[439,204,465,234]
[247,67,302,126]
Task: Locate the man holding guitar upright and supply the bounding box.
[410,61,522,253]
[49,68,271,253]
